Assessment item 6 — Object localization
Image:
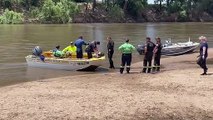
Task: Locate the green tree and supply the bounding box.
[116,0,147,19]
[0,9,24,24]
[39,0,79,23]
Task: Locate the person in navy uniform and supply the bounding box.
[85,41,100,59]
[142,37,155,73]
[74,36,87,58]
[107,37,115,69]
[153,37,162,72]
[198,36,208,75]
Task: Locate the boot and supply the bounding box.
[201,68,207,75]
[152,66,156,73]
[126,67,130,74]
[120,68,124,74]
[201,72,207,75]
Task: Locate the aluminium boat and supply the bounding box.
[137,39,199,56]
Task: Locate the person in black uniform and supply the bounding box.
[153,37,162,72]
[85,41,100,59]
[107,37,115,69]
[198,36,208,75]
[142,37,155,73]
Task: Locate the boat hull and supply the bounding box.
[161,45,198,56]
[137,41,199,56]
[25,55,105,71]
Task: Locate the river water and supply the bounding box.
[0,23,213,86]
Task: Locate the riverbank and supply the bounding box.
[0,49,213,119]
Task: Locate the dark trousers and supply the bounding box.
[87,52,92,59]
[108,51,114,68]
[153,55,161,71]
[77,49,83,58]
[199,58,208,73]
[143,58,152,73]
[120,54,132,74]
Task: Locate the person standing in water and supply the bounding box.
[107,37,115,69]
[118,38,135,74]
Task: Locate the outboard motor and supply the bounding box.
[32,46,45,61]
[32,46,42,56]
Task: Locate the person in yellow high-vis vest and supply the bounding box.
[62,42,77,57]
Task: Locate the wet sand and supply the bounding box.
[0,49,213,120]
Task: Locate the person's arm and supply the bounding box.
[202,46,206,59]
[83,40,89,45]
[107,42,110,51]
[118,44,123,53]
[93,44,98,53]
[118,45,122,50]
[112,41,114,49]
[144,44,147,53]
[131,44,136,51]
[153,44,158,54]
[108,41,114,51]
[62,46,68,53]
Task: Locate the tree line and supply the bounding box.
[0,0,213,24]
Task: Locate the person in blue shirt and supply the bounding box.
[198,36,208,75]
[74,36,87,58]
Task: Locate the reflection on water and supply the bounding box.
[0,23,213,86]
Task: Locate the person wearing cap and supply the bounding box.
[118,38,135,74]
[62,42,77,57]
[142,37,155,73]
[85,41,100,59]
[53,45,64,57]
[153,37,162,72]
[198,36,208,75]
[107,36,115,69]
[74,36,88,58]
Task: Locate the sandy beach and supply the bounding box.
[0,49,213,120]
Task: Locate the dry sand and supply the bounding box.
[0,49,213,120]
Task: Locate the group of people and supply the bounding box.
[53,36,100,59]
[52,35,208,75]
[109,36,208,75]
[115,37,162,74]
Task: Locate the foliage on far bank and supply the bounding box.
[107,5,125,22]
[30,0,80,23]
[0,0,80,24]
[0,9,23,24]
[0,0,213,23]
